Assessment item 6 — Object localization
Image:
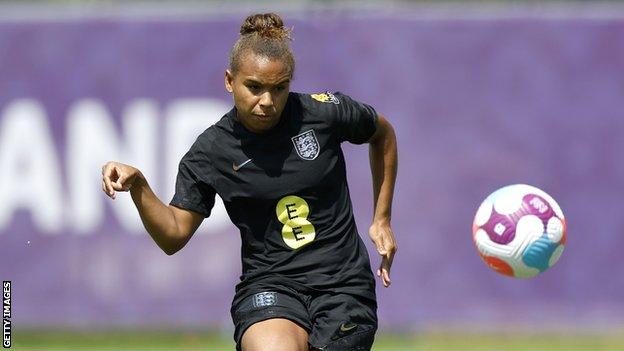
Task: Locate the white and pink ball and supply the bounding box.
[472,184,567,278]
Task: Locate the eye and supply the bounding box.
[246,84,261,93]
[275,85,287,92]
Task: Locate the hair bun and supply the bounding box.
[240,13,291,40]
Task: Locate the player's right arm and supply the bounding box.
[101,161,203,255]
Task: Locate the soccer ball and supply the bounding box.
[472,184,567,278]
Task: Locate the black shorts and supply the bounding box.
[231,283,377,351]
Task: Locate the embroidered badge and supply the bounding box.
[252,292,278,308]
[291,130,320,160]
[311,92,340,105]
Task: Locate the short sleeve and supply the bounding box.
[169,145,216,218]
[332,92,378,144]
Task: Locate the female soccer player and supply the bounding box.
[101,13,397,351]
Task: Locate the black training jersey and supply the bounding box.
[170,91,378,300]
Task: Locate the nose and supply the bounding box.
[259,91,274,108]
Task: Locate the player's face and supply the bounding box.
[225,52,291,133]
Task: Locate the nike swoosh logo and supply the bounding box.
[232,158,252,171]
[339,323,357,332]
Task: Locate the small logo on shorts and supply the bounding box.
[333,321,358,340]
[233,158,252,171]
[252,292,278,308]
[339,322,357,333]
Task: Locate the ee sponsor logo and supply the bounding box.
[275,196,316,249]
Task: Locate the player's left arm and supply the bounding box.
[367,113,398,288]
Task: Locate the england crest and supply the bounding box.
[291,130,320,160]
[252,292,277,308]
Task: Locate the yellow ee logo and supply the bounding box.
[276,195,316,249]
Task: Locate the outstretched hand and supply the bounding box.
[101,161,142,200]
[369,219,397,288]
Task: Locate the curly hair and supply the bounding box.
[229,13,295,77]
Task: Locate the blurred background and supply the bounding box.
[1,0,623,350]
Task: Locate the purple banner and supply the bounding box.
[1,12,623,331]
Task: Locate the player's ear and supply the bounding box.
[224,69,234,93]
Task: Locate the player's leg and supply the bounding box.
[307,293,377,351]
[241,318,309,351]
[231,287,312,351]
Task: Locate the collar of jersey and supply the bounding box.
[228,95,293,139]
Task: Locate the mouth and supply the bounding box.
[252,113,274,120]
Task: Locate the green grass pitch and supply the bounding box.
[13,331,624,350]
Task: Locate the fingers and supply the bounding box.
[102,162,139,199]
[111,166,126,191]
[380,270,391,287]
[377,265,390,287]
[379,254,393,287]
[114,170,133,192]
[371,227,396,256]
[370,225,397,288]
[374,233,396,258]
[101,162,116,199]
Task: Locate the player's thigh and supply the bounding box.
[308,293,377,351]
[231,287,312,351]
[241,318,309,351]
